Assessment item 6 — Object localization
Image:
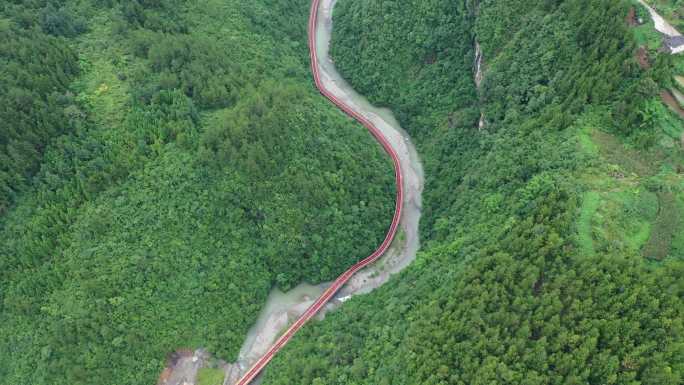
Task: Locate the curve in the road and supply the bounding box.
[232,0,404,384]
[636,0,682,37]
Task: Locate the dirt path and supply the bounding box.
[660,90,684,119]
[637,0,682,36]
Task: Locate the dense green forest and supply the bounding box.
[0,19,80,215]
[3,0,684,384]
[262,0,684,384]
[0,0,395,384]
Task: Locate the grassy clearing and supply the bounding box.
[584,124,682,259]
[592,189,658,255]
[70,13,131,130]
[631,1,665,50]
[575,105,684,260]
[578,122,600,156]
[574,108,610,139]
[591,129,657,176]
[671,194,684,258]
[197,367,225,385]
[643,192,681,259]
[632,23,663,50]
[76,55,128,128]
[577,191,600,256]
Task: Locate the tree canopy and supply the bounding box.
[262,1,684,384]
[0,0,394,384]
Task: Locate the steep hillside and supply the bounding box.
[0,1,394,384]
[262,1,684,384]
[0,20,80,214]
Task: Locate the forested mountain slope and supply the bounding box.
[0,19,80,215]
[0,1,394,384]
[262,0,684,384]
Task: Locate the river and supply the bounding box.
[224,1,424,382]
[166,1,424,383]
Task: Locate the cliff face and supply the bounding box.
[474,40,484,88]
[474,40,485,130]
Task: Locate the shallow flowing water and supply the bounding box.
[223,0,425,382]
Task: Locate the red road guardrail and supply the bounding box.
[233,0,404,383]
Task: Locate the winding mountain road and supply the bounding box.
[232,0,410,383]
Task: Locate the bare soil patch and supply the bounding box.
[627,7,638,27]
[157,349,207,385]
[636,46,650,69]
[660,90,684,119]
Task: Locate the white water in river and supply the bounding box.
[223,0,425,382]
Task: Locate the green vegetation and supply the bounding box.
[643,192,681,259]
[0,0,394,384]
[197,367,225,385]
[0,20,80,215]
[594,188,658,252]
[644,0,684,30]
[3,0,683,384]
[577,191,600,256]
[262,0,684,384]
[633,1,665,49]
[672,194,684,255]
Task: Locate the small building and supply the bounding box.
[664,35,684,54]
